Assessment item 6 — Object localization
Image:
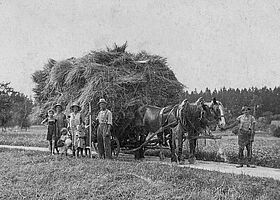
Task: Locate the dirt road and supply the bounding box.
[1,144,280,181]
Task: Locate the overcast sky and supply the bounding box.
[1,0,280,97]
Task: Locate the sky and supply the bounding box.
[1,0,280,97]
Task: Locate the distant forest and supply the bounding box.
[185,87,280,119]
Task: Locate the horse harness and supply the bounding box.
[158,101,205,134]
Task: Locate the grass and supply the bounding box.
[0,149,280,200]
[146,131,280,169]
[1,127,280,168]
[194,134,280,168]
[0,126,48,147]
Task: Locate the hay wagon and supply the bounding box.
[89,119,165,158]
[107,122,222,159]
[33,43,222,159]
[88,110,173,159]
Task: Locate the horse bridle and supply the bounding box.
[180,103,220,134]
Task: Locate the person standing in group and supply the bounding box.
[75,125,86,157]
[221,106,256,168]
[53,103,67,154]
[41,109,58,155]
[57,127,72,156]
[96,98,113,159]
[69,103,84,156]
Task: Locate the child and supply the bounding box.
[69,103,84,156]
[41,109,58,155]
[57,128,72,156]
[84,117,98,156]
[75,125,86,157]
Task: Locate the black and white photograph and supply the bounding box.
[0,0,280,199]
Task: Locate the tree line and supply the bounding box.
[185,87,280,120]
[0,82,33,130]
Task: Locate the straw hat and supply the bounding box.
[241,106,251,112]
[53,103,63,110]
[70,103,81,111]
[48,109,55,114]
[60,127,68,134]
[98,98,107,105]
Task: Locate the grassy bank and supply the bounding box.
[0,149,280,200]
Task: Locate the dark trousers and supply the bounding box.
[97,124,112,159]
[238,142,253,164]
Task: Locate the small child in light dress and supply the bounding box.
[58,128,72,156]
[75,125,86,157]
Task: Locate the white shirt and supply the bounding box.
[69,112,81,129]
[96,109,112,125]
[236,114,256,131]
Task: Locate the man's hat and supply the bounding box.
[53,103,63,110]
[241,106,251,112]
[98,98,107,105]
[48,109,55,114]
[70,103,81,111]
[60,127,68,133]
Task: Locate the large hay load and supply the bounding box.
[32,43,184,142]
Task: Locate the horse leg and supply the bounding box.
[157,132,164,161]
[139,134,146,159]
[188,138,197,164]
[177,126,184,164]
[169,128,177,163]
[159,143,165,161]
[134,131,146,160]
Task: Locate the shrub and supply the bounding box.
[271,125,280,138]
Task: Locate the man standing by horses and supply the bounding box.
[96,98,113,159]
[221,106,256,168]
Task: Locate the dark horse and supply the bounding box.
[134,98,223,162]
[175,98,221,163]
[133,103,180,161]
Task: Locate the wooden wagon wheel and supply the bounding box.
[111,136,120,157]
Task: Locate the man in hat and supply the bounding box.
[221,106,256,168]
[96,98,113,159]
[69,103,84,156]
[54,103,67,154]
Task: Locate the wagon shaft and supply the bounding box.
[190,135,222,140]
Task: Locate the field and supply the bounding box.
[146,132,280,169]
[1,127,280,168]
[0,149,280,200]
[0,126,48,147]
[194,133,280,168]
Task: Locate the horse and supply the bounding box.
[133,97,224,162]
[133,103,180,161]
[203,98,226,130]
[175,97,226,164]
